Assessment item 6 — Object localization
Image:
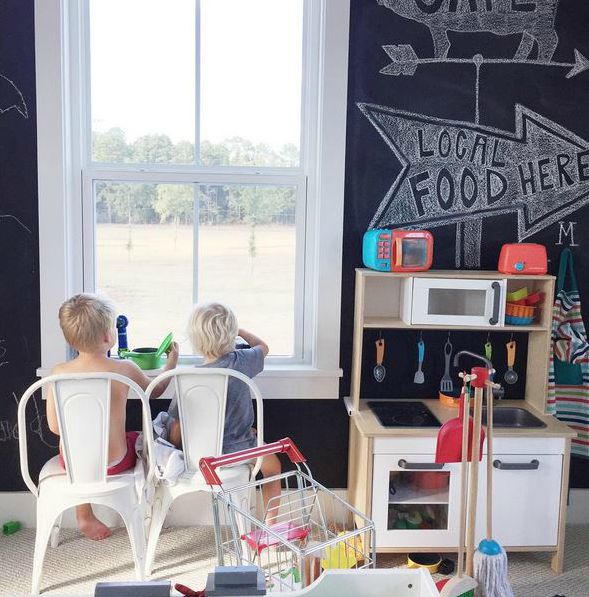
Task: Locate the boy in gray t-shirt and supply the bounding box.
[167,302,281,520]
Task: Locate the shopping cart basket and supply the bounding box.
[200,438,376,592]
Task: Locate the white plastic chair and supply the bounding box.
[18,373,156,595]
[144,368,264,576]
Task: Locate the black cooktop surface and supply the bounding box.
[368,401,441,428]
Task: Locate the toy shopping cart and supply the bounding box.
[200,438,376,593]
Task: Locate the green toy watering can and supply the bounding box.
[119,332,173,370]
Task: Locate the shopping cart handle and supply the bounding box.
[200,438,306,486]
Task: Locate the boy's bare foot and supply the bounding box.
[76,504,112,541]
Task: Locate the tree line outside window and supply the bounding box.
[93,128,298,229]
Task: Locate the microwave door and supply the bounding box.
[411,279,506,327]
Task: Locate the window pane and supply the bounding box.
[89,0,196,163]
[197,185,297,356]
[95,182,195,354]
[199,0,303,167]
[94,182,297,357]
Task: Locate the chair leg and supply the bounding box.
[145,490,173,576]
[50,513,63,548]
[32,509,61,595]
[119,504,147,582]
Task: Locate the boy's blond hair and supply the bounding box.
[58,293,116,352]
[188,302,238,359]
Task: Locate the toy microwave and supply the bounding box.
[363,229,434,272]
[498,243,548,275]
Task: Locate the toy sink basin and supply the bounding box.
[481,407,546,428]
[119,333,173,370]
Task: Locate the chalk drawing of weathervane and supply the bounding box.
[0,72,31,234]
[362,0,589,267]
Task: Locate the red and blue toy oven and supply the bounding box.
[363,229,434,272]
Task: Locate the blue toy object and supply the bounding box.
[116,315,129,353]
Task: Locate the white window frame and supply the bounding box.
[35,0,349,398]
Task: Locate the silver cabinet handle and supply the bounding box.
[398,459,444,470]
[489,281,501,325]
[493,459,539,471]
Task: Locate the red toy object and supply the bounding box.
[511,291,544,306]
[174,583,205,597]
[391,230,433,272]
[498,243,548,275]
[435,373,485,464]
[241,520,311,553]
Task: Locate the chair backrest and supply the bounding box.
[146,368,264,476]
[18,373,155,494]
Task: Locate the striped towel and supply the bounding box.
[547,250,589,458]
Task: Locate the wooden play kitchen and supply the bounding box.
[346,269,576,574]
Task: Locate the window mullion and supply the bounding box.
[194,0,201,165]
[193,183,200,306]
[84,168,304,187]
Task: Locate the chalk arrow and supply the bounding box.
[381,45,419,76]
[0,74,28,118]
[360,103,589,240]
[567,49,589,79]
[380,46,589,79]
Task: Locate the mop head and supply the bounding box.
[474,540,514,597]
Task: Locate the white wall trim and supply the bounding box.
[34,0,350,400]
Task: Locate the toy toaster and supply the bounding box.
[498,243,548,275]
[363,229,433,272]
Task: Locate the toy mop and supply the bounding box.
[473,378,515,597]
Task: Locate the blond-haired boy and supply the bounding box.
[47,293,179,540]
[168,302,281,521]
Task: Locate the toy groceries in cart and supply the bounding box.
[200,438,377,592]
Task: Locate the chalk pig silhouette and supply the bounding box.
[378,0,559,61]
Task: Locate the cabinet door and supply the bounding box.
[475,455,562,547]
[411,278,506,327]
[372,455,461,548]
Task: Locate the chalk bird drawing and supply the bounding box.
[378,0,560,61]
[0,72,30,234]
[0,73,28,118]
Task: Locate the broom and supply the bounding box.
[437,371,477,597]
[473,377,514,597]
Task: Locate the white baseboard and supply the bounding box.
[2,488,586,529]
[567,488,589,525]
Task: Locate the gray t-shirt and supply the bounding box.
[167,346,264,454]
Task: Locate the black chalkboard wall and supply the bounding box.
[0,1,55,491]
[341,0,589,488]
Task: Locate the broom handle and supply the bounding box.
[457,382,470,578]
[466,385,483,577]
[486,380,494,540]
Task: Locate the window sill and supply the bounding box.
[36,365,343,400]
